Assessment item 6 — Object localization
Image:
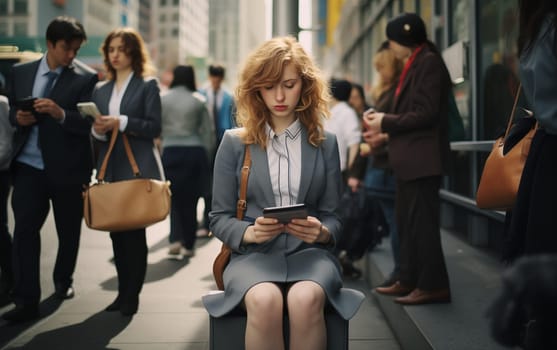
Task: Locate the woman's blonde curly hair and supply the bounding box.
[234,36,330,148]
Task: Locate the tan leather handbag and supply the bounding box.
[83,123,171,231]
[212,145,251,290]
[476,84,536,211]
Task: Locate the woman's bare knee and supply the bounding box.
[245,283,284,323]
[287,281,327,350]
[287,281,326,316]
[244,283,285,350]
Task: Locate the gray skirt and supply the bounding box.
[202,247,365,320]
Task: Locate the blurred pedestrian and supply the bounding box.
[0,78,13,306]
[502,0,557,262]
[324,78,361,180]
[335,82,373,279]
[2,16,98,323]
[197,64,236,238]
[91,27,162,316]
[368,13,452,305]
[350,42,402,287]
[348,83,370,117]
[494,3,557,345]
[161,65,214,258]
[202,36,364,350]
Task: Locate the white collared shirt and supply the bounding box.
[91,72,133,141]
[108,71,133,131]
[323,101,361,171]
[266,119,302,206]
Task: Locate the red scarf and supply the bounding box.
[395,44,425,97]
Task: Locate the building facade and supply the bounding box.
[0,0,142,67]
[207,0,267,89]
[153,0,209,72]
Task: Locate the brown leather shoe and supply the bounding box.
[394,288,451,305]
[375,281,413,296]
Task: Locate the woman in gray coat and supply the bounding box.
[202,36,364,350]
[160,65,214,257]
[91,28,162,316]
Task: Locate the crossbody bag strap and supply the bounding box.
[503,83,523,138]
[96,120,141,181]
[236,145,251,220]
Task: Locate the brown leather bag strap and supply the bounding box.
[236,145,251,220]
[96,119,141,181]
[96,121,120,181]
[121,133,141,176]
[503,83,523,138]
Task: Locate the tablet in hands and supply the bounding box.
[263,204,308,224]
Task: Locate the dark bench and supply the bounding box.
[209,306,348,350]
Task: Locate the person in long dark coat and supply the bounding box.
[365,13,452,305]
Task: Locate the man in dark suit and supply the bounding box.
[2,16,98,323]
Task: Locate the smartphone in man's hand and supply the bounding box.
[15,97,37,112]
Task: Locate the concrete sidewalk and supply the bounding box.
[0,214,400,350]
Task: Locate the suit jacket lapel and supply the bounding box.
[249,143,276,207]
[393,57,418,111]
[298,127,315,202]
[22,61,40,97]
[120,75,140,115]
[97,81,115,115]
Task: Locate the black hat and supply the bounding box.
[386,13,427,47]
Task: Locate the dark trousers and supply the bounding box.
[11,163,83,306]
[201,147,217,231]
[396,176,450,290]
[110,229,147,300]
[505,130,557,261]
[377,197,399,276]
[0,169,12,287]
[162,146,210,249]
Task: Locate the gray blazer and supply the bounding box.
[92,75,162,181]
[203,127,365,320]
[160,86,215,155]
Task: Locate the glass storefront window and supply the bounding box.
[14,22,27,36]
[403,0,415,12]
[478,0,519,140]
[0,22,7,36]
[445,0,472,197]
[451,0,469,42]
[419,0,433,39]
[14,0,27,14]
[390,0,400,16]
